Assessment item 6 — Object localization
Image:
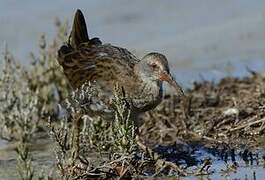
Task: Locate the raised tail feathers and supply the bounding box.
[57,9,103,88]
[70,9,89,48]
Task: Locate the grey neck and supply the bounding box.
[130,75,163,113]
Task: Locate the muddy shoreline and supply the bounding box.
[1,72,265,179]
[132,72,265,178]
[142,72,265,148]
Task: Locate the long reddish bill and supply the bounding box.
[160,72,185,96]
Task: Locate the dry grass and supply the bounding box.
[0,19,69,142]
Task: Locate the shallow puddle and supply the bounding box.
[1,137,264,179]
[153,143,265,179]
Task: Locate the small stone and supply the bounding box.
[223,108,239,116]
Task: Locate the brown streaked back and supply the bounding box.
[57,10,140,89]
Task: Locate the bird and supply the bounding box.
[57,9,184,122]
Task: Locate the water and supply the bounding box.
[0,138,55,180]
[1,138,264,179]
[155,144,265,179]
[1,0,265,179]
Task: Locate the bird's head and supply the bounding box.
[135,52,184,96]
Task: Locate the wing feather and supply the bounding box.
[57,9,140,89]
[58,44,139,88]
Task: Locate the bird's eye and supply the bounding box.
[150,63,158,69]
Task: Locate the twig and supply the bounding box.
[195,158,212,175]
[187,131,224,144]
[229,117,265,132]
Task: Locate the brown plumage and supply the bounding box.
[57,9,184,116]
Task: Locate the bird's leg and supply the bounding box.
[136,135,155,159]
[136,135,187,176]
